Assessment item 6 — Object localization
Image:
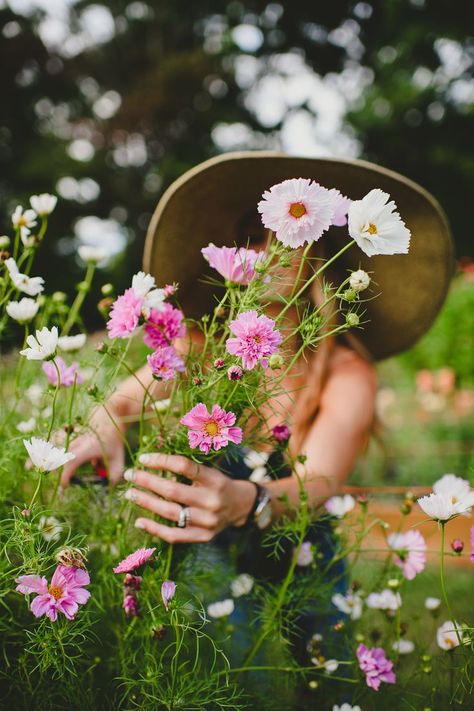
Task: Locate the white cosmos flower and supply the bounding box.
[331,591,363,620]
[348,189,411,257]
[433,474,473,517]
[392,639,415,654]
[6,298,39,323]
[38,515,62,542]
[143,288,166,315]
[153,398,171,414]
[417,492,474,521]
[437,620,461,650]
[312,657,339,673]
[131,271,156,297]
[5,258,44,296]
[230,573,254,597]
[78,245,107,263]
[425,597,441,611]
[366,589,402,611]
[30,193,57,216]
[20,326,58,360]
[325,494,355,518]
[23,437,75,471]
[333,705,361,711]
[11,205,37,244]
[207,599,235,618]
[243,449,270,469]
[57,333,87,352]
[349,269,371,292]
[16,417,37,433]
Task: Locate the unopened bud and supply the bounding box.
[388,578,400,589]
[268,353,284,370]
[308,680,318,690]
[279,253,292,268]
[87,384,99,398]
[451,538,464,554]
[346,312,360,327]
[0,235,10,249]
[343,288,357,302]
[52,291,67,303]
[95,341,108,354]
[254,261,267,274]
[214,358,225,369]
[98,297,113,316]
[193,376,202,386]
[101,283,114,296]
[77,280,90,293]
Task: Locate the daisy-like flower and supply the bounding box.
[437,620,461,650]
[295,541,314,566]
[207,598,235,618]
[12,205,37,245]
[20,325,58,360]
[42,356,83,387]
[15,565,90,621]
[17,417,36,434]
[311,657,340,673]
[392,639,415,655]
[348,189,411,257]
[78,245,107,263]
[131,271,156,297]
[333,705,361,711]
[147,346,185,381]
[5,258,44,296]
[230,573,254,597]
[180,403,243,455]
[329,189,352,227]
[417,491,474,521]
[57,333,87,352]
[356,643,396,691]
[113,547,156,574]
[161,580,176,611]
[38,515,62,542]
[366,589,402,611]
[349,269,371,293]
[107,288,143,339]
[23,437,75,471]
[131,271,166,315]
[325,494,356,518]
[387,529,427,580]
[425,597,441,611]
[143,303,186,349]
[201,243,263,285]
[257,178,339,248]
[30,193,57,216]
[433,473,473,516]
[226,310,282,370]
[6,297,39,323]
[331,591,363,620]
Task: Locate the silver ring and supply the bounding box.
[177,506,191,528]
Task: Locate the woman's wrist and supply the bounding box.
[230,480,259,528]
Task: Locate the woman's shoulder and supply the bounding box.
[327,343,377,384]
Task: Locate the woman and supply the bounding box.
[60,153,453,693]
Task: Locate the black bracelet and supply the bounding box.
[242,482,261,528]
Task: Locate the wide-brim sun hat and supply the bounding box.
[143,151,454,361]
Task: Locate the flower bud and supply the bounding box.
[346,312,360,327]
[97,297,114,317]
[333,621,344,632]
[254,261,267,274]
[357,494,369,507]
[388,578,400,589]
[272,423,290,443]
[0,235,10,249]
[279,254,292,268]
[101,283,114,296]
[21,508,31,517]
[193,376,202,386]
[227,366,243,381]
[214,358,225,369]
[163,284,176,298]
[308,680,318,690]
[349,269,371,292]
[343,288,357,302]
[87,384,99,399]
[77,280,90,293]
[268,353,284,370]
[95,341,108,354]
[451,538,464,554]
[55,547,87,569]
[52,291,67,303]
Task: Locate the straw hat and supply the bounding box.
[143,151,454,360]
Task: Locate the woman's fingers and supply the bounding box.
[125,469,220,511]
[138,452,216,484]
[125,488,218,529]
[134,517,214,544]
[60,437,96,488]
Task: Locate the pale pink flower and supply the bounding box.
[387,529,427,580]
[107,288,143,339]
[180,403,243,455]
[113,547,156,574]
[356,643,396,691]
[147,346,185,380]
[295,541,314,566]
[123,593,140,617]
[42,357,83,387]
[226,310,282,370]
[329,189,352,227]
[143,303,186,349]
[257,178,339,248]
[163,284,177,298]
[201,243,263,284]
[15,565,90,621]
[470,526,474,564]
[161,580,176,611]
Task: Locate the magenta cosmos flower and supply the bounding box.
[16,565,90,621]
[201,243,263,285]
[226,310,282,370]
[356,643,396,691]
[143,303,186,349]
[180,403,243,454]
[107,288,143,339]
[257,178,340,248]
[42,356,83,387]
[387,529,427,581]
[147,346,185,381]
[113,547,156,574]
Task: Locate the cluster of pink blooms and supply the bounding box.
[180,403,243,455]
[387,529,427,580]
[356,643,396,691]
[107,287,144,339]
[147,346,185,381]
[42,356,83,388]
[16,565,90,621]
[113,546,156,618]
[226,310,282,370]
[201,244,265,285]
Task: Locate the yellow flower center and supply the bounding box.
[18,216,27,226]
[451,496,458,504]
[289,202,306,219]
[446,638,456,648]
[48,585,63,601]
[205,421,219,437]
[366,222,377,235]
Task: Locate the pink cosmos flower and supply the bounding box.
[15,565,90,621]
[356,643,396,691]
[161,580,176,611]
[123,593,140,617]
[42,356,83,387]
[180,403,243,454]
[226,310,282,370]
[147,346,185,380]
[143,303,186,349]
[113,547,156,574]
[470,526,474,564]
[387,529,427,581]
[257,178,339,248]
[329,189,352,227]
[107,288,143,339]
[201,243,263,285]
[163,284,177,298]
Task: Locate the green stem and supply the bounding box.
[28,470,43,509]
[439,522,463,646]
[46,359,62,441]
[61,262,95,336]
[163,544,173,580]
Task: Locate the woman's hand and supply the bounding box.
[124,453,258,543]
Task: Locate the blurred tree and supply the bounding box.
[0,0,472,329]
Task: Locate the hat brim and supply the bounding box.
[143,151,454,360]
